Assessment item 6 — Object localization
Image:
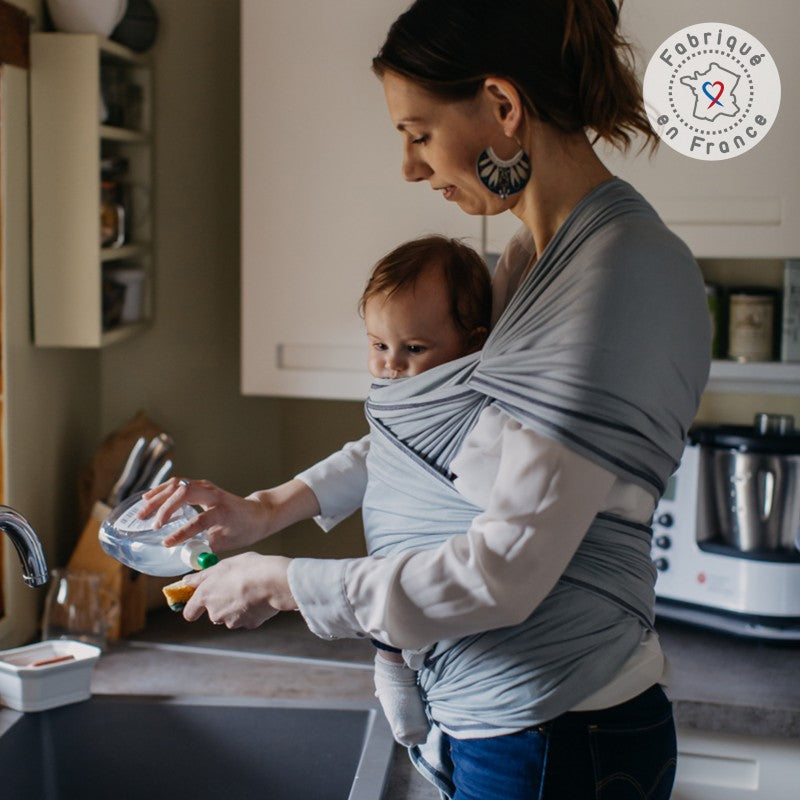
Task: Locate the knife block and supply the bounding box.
[68,501,147,640]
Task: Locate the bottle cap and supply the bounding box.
[196,552,218,570]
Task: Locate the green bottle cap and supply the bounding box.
[197,552,218,570]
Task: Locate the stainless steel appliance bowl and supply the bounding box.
[694,415,800,553]
[710,449,800,551]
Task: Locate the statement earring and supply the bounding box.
[476,147,531,200]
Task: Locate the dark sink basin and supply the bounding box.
[0,695,394,799]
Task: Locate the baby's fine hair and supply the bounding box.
[359,235,492,336]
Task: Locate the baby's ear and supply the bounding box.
[467,327,489,352]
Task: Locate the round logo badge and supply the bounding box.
[642,22,781,161]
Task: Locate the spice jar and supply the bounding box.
[727,289,777,362]
[100,181,125,248]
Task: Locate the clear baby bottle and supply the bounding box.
[99,490,218,577]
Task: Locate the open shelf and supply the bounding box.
[707,360,800,395]
[30,32,153,348]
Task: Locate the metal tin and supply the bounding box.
[727,289,776,362]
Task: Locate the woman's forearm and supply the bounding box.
[247,478,322,537]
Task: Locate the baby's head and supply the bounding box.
[360,235,491,379]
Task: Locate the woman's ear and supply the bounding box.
[482,78,525,139]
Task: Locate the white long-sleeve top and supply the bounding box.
[291,405,667,711]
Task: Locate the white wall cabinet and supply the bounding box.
[240,0,481,401]
[488,0,799,260]
[242,0,798,400]
[604,0,797,259]
[485,0,800,396]
[30,33,153,348]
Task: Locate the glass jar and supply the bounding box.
[727,289,777,362]
[100,180,125,248]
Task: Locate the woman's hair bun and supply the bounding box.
[373,0,654,153]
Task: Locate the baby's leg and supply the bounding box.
[376,648,404,663]
[372,644,430,747]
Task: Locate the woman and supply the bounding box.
[143,1,710,797]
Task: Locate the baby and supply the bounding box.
[358,235,491,745]
[361,235,490,380]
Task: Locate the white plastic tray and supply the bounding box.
[0,640,101,712]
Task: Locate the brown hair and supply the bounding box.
[372,0,655,152]
[360,235,492,337]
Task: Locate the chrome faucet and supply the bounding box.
[0,506,48,587]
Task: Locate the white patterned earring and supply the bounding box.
[476,147,531,200]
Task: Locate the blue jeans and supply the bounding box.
[444,685,677,800]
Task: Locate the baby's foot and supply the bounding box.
[373,654,430,747]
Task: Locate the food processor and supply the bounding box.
[651,413,800,640]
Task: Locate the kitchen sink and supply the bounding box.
[0,694,395,799]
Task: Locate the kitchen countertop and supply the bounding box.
[4,609,800,799]
[124,609,800,738]
[657,617,800,739]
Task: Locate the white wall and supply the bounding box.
[1,0,368,648]
[96,1,368,551]
[1,63,101,647]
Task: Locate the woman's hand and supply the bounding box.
[138,477,321,553]
[138,478,272,552]
[180,553,295,629]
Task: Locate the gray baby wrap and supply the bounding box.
[362,179,710,793]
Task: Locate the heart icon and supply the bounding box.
[702,81,725,109]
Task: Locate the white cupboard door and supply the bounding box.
[673,728,800,800]
[487,0,799,259]
[241,1,482,400]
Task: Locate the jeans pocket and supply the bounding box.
[588,712,677,800]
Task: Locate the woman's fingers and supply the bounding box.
[161,516,209,547]
[180,554,294,628]
[139,478,185,519]
[136,478,268,552]
[139,476,209,527]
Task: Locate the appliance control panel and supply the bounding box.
[650,445,702,599]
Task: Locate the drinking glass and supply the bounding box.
[41,568,119,650]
